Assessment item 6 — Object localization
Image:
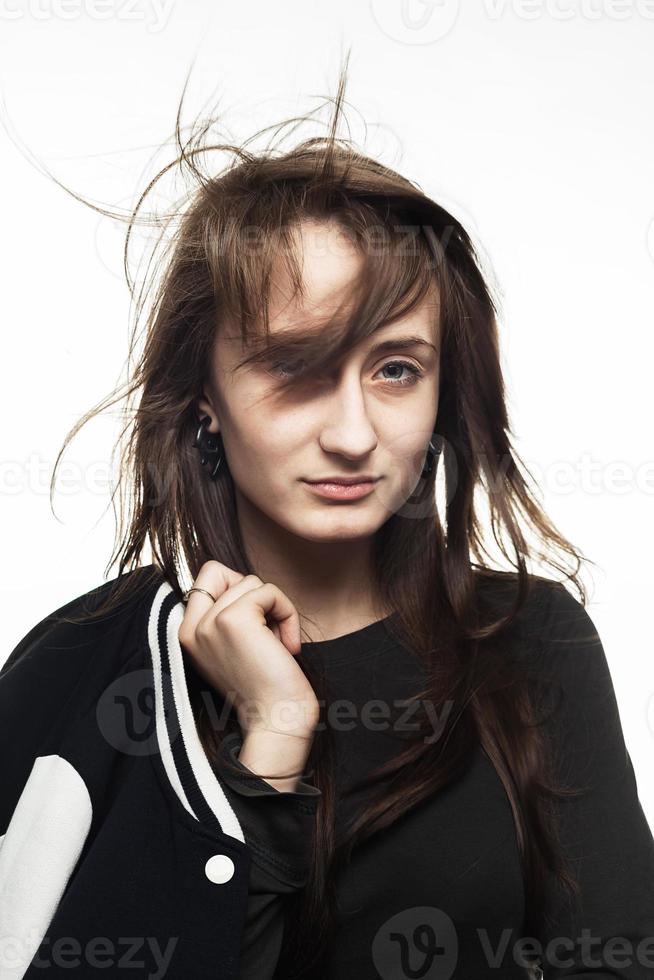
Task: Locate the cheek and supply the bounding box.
[382,413,437,469]
[221,403,304,480]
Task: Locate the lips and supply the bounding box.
[303,479,379,500]
[304,476,380,486]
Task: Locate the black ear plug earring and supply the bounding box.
[192,416,224,479]
[421,433,442,477]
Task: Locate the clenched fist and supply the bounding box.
[178,560,319,738]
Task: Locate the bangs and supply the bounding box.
[205,178,441,395]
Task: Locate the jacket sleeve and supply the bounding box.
[0,598,100,839]
[0,572,153,838]
[0,574,154,977]
[528,583,654,979]
[212,731,321,979]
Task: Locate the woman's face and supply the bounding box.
[198,219,440,544]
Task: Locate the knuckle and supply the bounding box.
[211,603,234,635]
[195,617,213,641]
[204,559,225,574]
[178,623,193,648]
[214,606,238,633]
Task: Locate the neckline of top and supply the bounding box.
[298,612,399,663]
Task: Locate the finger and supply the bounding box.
[212,575,264,616]
[234,582,302,655]
[182,560,245,633]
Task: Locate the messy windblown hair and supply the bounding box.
[32,51,599,978]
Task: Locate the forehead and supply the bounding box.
[217,217,440,352]
[267,218,364,328]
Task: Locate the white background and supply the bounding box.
[1,1,653,828]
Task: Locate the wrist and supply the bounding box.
[245,724,316,741]
[238,728,315,793]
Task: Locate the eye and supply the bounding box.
[266,358,308,380]
[375,360,423,387]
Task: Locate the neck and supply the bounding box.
[234,490,390,641]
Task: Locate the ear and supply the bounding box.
[196,388,220,433]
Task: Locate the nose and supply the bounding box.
[317,370,378,460]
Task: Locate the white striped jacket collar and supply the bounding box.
[147,580,246,845]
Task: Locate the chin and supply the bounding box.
[295,512,382,540]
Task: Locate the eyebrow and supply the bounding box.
[243,333,439,365]
[367,335,438,356]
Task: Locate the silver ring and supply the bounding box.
[183,587,217,603]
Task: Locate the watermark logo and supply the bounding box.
[369,0,654,46]
[96,668,177,755]
[372,906,458,978]
[369,0,460,44]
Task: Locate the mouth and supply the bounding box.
[303,476,381,486]
[302,477,382,501]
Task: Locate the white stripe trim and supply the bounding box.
[148,582,197,821]
[148,582,245,843]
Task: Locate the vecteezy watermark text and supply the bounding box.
[0,0,175,33]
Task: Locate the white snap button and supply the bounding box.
[205,853,235,884]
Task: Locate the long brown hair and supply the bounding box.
[39,51,598,977]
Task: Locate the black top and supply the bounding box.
[204,583,654,979]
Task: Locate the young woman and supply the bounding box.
[2,66,653,979]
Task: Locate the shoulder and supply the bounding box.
[0,564,171,835]
[1,563,169,686]
[474,569,599,646]
[474,569,608,695]
[475,570,614,720]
